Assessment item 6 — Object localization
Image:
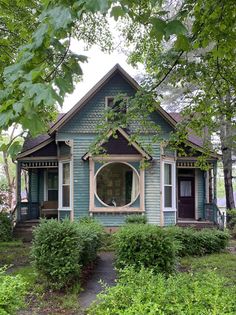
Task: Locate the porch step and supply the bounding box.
[13,220,40,242]
[176,220,216,229]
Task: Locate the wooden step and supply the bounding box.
[177,220,216,229]
[13,220,40,242]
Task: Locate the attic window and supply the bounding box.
[105,97,127,114]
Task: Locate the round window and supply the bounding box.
[96,162,140,207]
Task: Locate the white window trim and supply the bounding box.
[89,156,145,213]
[44,169,58,202]
[59,160,73,211]
[162,159,177,212]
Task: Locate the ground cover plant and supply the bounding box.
[0,267,27,315]
[31,218,104,289]
[114,224,179,274]
[180,252,236,286]
[88,266,236,315]
[167,227,229,256]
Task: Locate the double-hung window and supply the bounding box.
[163,160,176,211]
[59,161,71,209]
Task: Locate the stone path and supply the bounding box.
[79,252,116,311]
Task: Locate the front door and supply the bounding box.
[178,177,195,219]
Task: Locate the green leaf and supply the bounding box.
[165,20,188,37]
[150,17,166,41]
[110,6,125,21]
[175,34,190,51]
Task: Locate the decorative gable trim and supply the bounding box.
[17,138,55,159]
[82,127,152,161]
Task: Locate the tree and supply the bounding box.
[119,0,236,208]
[0,0,235,207]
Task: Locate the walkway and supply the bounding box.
[79,252,116,311]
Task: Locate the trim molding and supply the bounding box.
[17,138,54,159]
[83,127,152,161]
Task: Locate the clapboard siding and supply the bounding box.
[164,212,176,225]
[30,170,38,202]
[60,73,135,134]
[197,169,205,218]
[73,135,94,219]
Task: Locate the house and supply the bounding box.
[15,64,222,229]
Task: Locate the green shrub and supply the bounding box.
[31,219,103,289]
[114,224,179,274]
[0,267,27,315]
[125,214,147,224]
[88,267,236,315]
[168,227,229,256]
[77,220,104,266]
[31,219,82,289]
[0,213,12,242]
[227,209,236,230]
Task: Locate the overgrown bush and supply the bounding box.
[168,227,229,256]
[0,213,12,242]
[31,219,82,289]
[227,209,236,231]
[77,220,104,266]
[114,224,179,274]
[125,214,147,224]
[0,267,27,315]
[31,218,103,289]
[88,267,236,315]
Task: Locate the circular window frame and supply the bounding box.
[94,161,140,208]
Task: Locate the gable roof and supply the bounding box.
[18,64,216,158]
[168,112,204,148]
[49,64,177,134]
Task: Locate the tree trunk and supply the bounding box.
[220,119,235,209]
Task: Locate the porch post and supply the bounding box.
[213,163,217,204]
[205,170,209,203]
[16,161,21,222]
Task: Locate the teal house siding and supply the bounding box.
[29,170,39,203]
[60,73,135,135]
[196,169,205,219]
[29,169,44,203]
[164,212,176,226]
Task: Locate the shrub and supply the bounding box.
[168,227,230,256]
[114,224,179,274]
[77,220,104,266]
[0,213,12,242]
[0,267,27,315]
[88,267,236,315]
[124,214,147,224]
[31,218,103,289]
[227,209,236,230]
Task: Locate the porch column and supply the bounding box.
[204,170,210,203]
[16,161,21,221]
[213,163,217,204]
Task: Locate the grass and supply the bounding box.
[0,240,31,267]
[180,252,236,285]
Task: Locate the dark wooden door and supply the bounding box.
[178,177,195,219]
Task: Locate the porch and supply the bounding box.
[16,159,61,222]
[175,159,225,228]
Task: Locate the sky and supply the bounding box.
[62,39,143,113]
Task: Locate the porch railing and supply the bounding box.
[205,203,226,229]
[17,202,40,222]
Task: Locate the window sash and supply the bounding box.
[163,161,176,211]
[59,161,72,210]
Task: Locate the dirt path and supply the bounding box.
[79,252,116,311]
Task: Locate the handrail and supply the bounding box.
[204,202,226,230]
